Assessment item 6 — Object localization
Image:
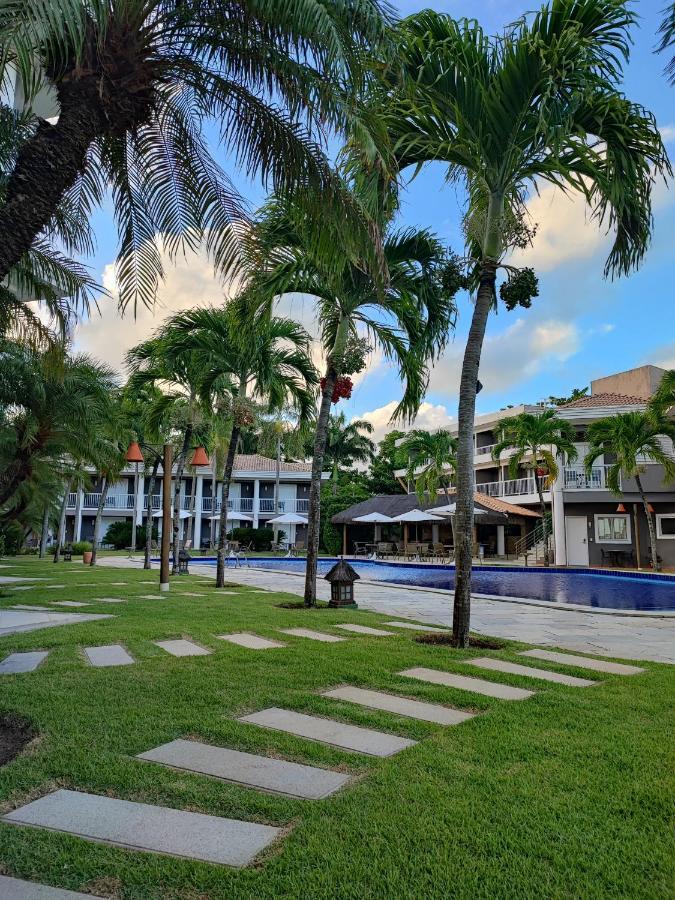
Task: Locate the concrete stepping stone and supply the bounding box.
[177,592,206,597]
[466,657,596,687]
[137,738,350,799]
[0,651,49,674]
[139,594,164,600]
[383,621,449,633]
[238,707,416,757]
[52,601,88,608]
[217,633,286,650]
[93,597,126,604]
[0,874,106,899]
[400,667,535,700]
[2,789,280,868]
[85,645,134,667]
[12,604,51,611]
[110,582,128,585]
[334,624,395,637]
[279,628,346,643]
[44,585,67,590]
[322,686,475,726]
[519,648,644,675]
[154,639,211,657]
[9,586,36,592]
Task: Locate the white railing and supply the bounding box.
[474,442,498,457]
[563,465,613,490]
[67,493,135,510]
[475,476,539,498]
[201,497,309,515]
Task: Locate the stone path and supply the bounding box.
[383,621,449,633]
[0,609,112,637]
[2,789,281,868]
[279,628,346,643]
[138,739,350,800]
[322,686,475,726]
[0,651,49,674]
[335,624,394,637]
[85,645,134,668]
[238,707,416,757]
[12,604,51,611]
[93,597,126,604]
[217,633,286,650]
[465,657,596,687]
[154,639,211,657]
[400,667,535,700]
[0,874,106,899]
[52,601,88,608]
[519,648,644,675]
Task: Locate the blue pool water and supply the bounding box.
[201,557,675,612]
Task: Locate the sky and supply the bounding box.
[73,0,675,443]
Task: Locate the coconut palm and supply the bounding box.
[650,369,675,416]
[369,3,670,645]
[324,413,375,493]
[159,300,318,587]
[492,410,578,565]
[585,412,675,572]
[0,0,393,312]
[251,195,457,605]
[657,2,675,84]
[401,429,457,506]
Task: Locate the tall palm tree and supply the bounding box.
[369,3,670,645]
[657,2,675,84]
[650,369,675,416]
[492,410,578,565]
[585,411,675,572]
[401,429,457,505]
[252,195,457,605]
[324,413,375,493]
[159,300,318,587]
[0,0,393,312]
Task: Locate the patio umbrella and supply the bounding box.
[152,509,191,519]
[428,503,487,515]
[390,509,443,550]
[267,512,308,525]
[352,512,394,554]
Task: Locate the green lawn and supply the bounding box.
[0,558,672,899]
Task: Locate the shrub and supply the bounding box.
[320,482,370,553]
[0,522,25,556]
[70,541,93,555]
[227,526,280,551]
[103,521,156,550]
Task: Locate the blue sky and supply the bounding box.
[74,0,675,441]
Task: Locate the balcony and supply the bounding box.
[563,465,613,490]
[67,492,309,516]
[201,497,309,515]
[475,476,539,498]
[474,442,498,458]
[67,493,135,510]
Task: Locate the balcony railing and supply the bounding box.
[563,465,613,490]
[474,442,498,457]
[67,492,309,516]
[475,476,539,498]
[68,492,136,510]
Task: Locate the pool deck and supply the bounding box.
[100,557,675,664]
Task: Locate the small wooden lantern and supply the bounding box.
[63,545,73,562]
[325,558,359,608]
[178,548,191,574]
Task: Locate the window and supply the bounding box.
[594,514,631,544]
[656,515,675,539]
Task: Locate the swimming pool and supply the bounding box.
[199,557,675,612]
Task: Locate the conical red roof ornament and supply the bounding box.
[125,441,144,463]
[191,446,209,467]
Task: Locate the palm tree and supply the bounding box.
[252,196,457,605]
[492,410,578,565]
[257,411,313,528]
[650,370,675,416]
[401,429,457,506]
[370,4,670,645]
[0,0,393,312]
[585,411,675,572]
[158,300,318,587]
[657,2,675,84]
[324,413,375,493]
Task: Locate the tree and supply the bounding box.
[257,410,312,532]
[401,429,457,505]
[492,410,578,565]
[324,413,375,493]
[585,411,675,571]
[548,387,589,407]
[0,0,393,313]
[158,300,318,587]
[657,2,675,84]
[650,369,675,416]
[366,430,408,494]
[252,195,458,605]
[373,4,669,645]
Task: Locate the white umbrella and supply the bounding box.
[152,509,191,519]
[428,503,487,515]
[207,512,254,522]
[353,512,394,523]
[267,512,308,525]
[390,509,443,522]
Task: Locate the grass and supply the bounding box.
[0,557,673,899]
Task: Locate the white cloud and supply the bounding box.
[650,341,675,371]
[356,400,454,443]
[659,124,675,144]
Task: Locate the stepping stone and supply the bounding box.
[322,686,475,726]
[519,649,644,675]
[110,582,128,586]
[154,639,211,657]
[465,657,596,687]
[93,598,126,604]
[9,586,36,592]
[0,874,106,899]
[0,651,49,674]
[137,739,350,800]
[139,595,164,600]
[52,601,88,608]
[400,667,535,700]
[177,592,207,597]
[238,707,416,757]
[279,628,346,644]
[383,621,449,633]
[334,624,395,637]
[2,789,280,868]
[12,604,51,611]
[44,585,67,590]
[217,633,286,650]
[85,645,134,667]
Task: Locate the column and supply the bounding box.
[74,485,84,542]
[193,474,203,549]
[252,479,260,528]
[432,523,440,544]
[552,454,567,565]
[135,473,145,526]
[497,524,505,556]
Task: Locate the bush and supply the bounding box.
[0,522,25,556]
[227,526,280,551]
[320,482,371,554]
[70,541,93,555]
[103,521,156,550]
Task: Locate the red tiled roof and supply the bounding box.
[473,493,541,518]
[559,392,648,409]
[233,454,312,473]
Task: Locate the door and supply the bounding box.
[566,516,589,566]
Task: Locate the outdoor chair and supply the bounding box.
[431,543,450,561]
[293,541,306,555]
[353,542,369,557]
[377,542,394,558]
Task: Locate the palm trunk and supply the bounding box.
[535,472,550,566]
[53,479,72,563]
[332,461,339,495]
[210,456,217,548]
[90,476,109,565]
[144,457,160,569]
[39,505,50,558]
[635,473,659,571]
[0,79,105,281]
[184,472,197,548]
[272,435,281,543]
[171,423,193,575]
[216,426,240,587]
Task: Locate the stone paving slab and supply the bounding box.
[177,592,207,597]
[137,739,350,799]
[321,686,476,725]
[238,707,416,757]
[0,611,113,638]
[110,582,128,586]
[52,601,88,608]
[279,628,347,643]
[93,597,126,603]
[519,648,644,675]
[400,667,535,700]
[154,639,211,657]
[0,577,43,584]
[466,657,597,687]
[217,633,286,650]
[0,651,49,674]
[8,586,37,591]
[85,645,134,667]
[334,624,395,637]
[383,621,449,633]
[0,874,106,899]
[12,604,51,611]
[44,585,67,590]
[2,789,281,868]
[140,595,164,600]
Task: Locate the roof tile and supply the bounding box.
[233,454,312,474]
[559,392,648,409]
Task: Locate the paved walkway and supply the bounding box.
[99,558,675,664]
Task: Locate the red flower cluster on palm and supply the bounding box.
[321,375,353,404]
